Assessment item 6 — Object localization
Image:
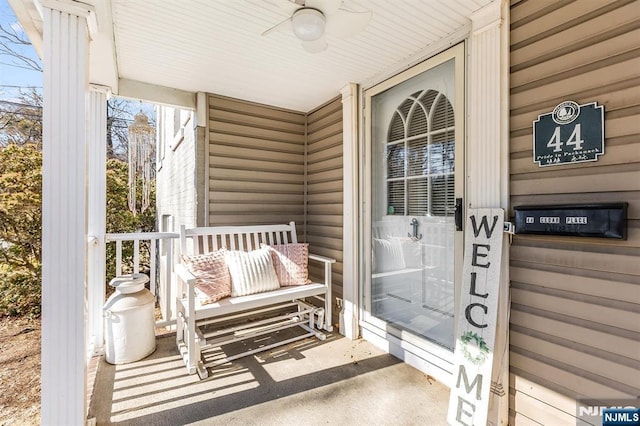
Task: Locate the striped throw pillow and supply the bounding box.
[181,249,231,304]
[262,243,311,286]
[225,247,280,297]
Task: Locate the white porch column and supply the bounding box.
[340,83,359,340]
[86,85,109,355]
[41,1,94,423]
[468,1,510,425]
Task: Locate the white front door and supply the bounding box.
[362,44,465,369]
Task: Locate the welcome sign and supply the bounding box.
[447,209,504,426]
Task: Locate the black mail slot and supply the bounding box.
[514,203,628,239]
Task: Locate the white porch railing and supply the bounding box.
[105,232,179,327]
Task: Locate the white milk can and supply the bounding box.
[104,273,156,364]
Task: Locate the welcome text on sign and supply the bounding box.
[447,209,504,426]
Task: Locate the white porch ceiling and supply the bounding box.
[111,0,491,112]
[110,0,492,112]
[10,0,493,111]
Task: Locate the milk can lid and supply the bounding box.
[109,273,149,294]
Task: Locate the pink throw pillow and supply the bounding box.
[262,243,311,286]
[181,249,231,304]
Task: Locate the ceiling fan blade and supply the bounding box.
[306,0,342,15]
[261,16,292,37]
[302,37,328,53]
[326,8,372,38]
[273,0,304,14]
[341,0,368,12]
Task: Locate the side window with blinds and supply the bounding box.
[386,90,455,217]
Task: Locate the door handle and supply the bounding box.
[408,218,422,241]
[455,198,463,231]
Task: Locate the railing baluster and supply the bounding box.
[165,239,173,322]
[116,240,122,276]
[150,239,156,296]
[133,239,140,274]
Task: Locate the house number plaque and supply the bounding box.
[533,101,604,167]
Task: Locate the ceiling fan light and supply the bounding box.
[292,8,325,41]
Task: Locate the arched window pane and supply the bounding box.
[408,105,427,137]
[387,112,405,143]
[385,89,455,217]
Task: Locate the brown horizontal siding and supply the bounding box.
[511,60,640,112]
[208,132,305,154]
[511,0,639,65]
[511,0,628,48]
[306,97,343,324]
[210,108,306,133]
[511,31,640,89]
[208,94,306,227]
[206,93,344,325]
[511,165,639,195]
[509,1,640,424]
[208,191,302,204]
[306,156,343,174]
[210,144,303,164]
[209,95,305,123]
[208,121,304,143]
[308,131,342,150]
[209,155,303,174]
[509,373,588,426]
[307,180,343,194]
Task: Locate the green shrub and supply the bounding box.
[0,266,41,317]
[0,145,42,317]
[0,151,156,318]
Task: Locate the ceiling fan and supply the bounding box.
[262,0,373,53]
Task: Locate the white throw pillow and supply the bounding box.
[225,247,280,297]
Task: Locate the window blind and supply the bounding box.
[386,90,455,217]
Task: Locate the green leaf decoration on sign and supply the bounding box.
[460,331,490,365]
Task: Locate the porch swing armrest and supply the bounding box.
[175,263,196,296]
[308,253,335,332]
[308,253,335,287]
[308,254,336,286]
[308,254,336,264]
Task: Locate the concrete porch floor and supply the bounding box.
[88,329,450,425]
